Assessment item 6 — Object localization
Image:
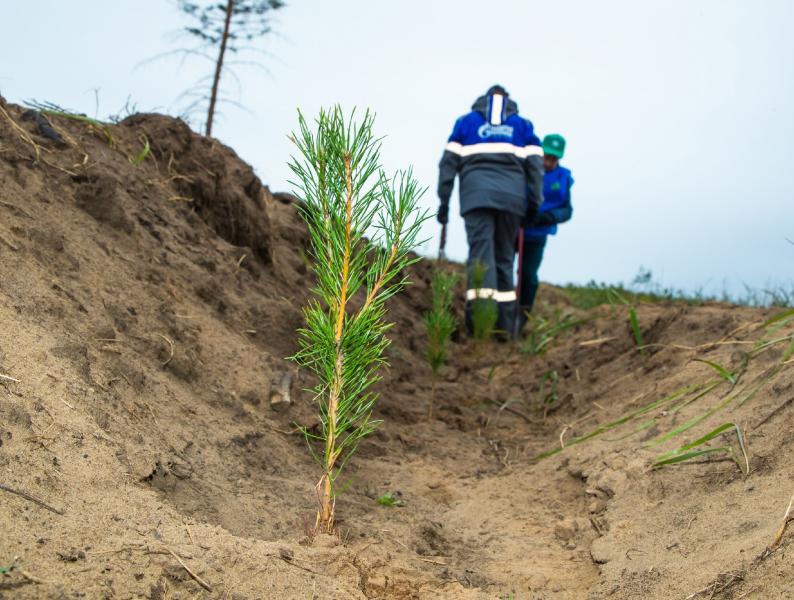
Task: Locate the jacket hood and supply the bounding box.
[472,93,519,122]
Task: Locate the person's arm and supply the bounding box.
[437,118,464,223]
[522,120,544,224]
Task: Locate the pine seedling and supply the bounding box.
[425,269,458,374]
[424,269,458,415]
[288,107,427,533]
[469,260,498,342]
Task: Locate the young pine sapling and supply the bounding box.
[469,260,498,343]
[289,107,427,533]
[424,269,458,416]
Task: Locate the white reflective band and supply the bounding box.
[489,94,504,125]
[445,141,463,155]
[465,288,517,302]
[459,143,542,159]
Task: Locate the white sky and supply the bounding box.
[2,0,792,295]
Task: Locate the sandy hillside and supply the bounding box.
[1,98,792,600]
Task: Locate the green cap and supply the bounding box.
[542,134,566,158]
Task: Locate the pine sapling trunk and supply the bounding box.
[317,155,353,532]
[206,0,234,137]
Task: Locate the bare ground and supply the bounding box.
[1,99,792,599]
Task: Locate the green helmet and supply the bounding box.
[542,134,566,158]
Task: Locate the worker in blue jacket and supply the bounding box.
[517,133,574,332]
[437,85,544,338]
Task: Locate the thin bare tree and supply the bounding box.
[168,0,285,135]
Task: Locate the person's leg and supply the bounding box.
[493,211,522,339]
[519,236,547,324]
[463,209,497,335]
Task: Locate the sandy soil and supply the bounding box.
[1,98,792,599]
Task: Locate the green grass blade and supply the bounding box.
[132,135,150,166]
[692,359,736,384]
[646,394,734,447]
[763,308,794,328]
[653,447,731,468]
[629,307,644,353]
[532,383,704,461]
[670,380,720,414]
[603,417,656,442]
[655,422,748,474]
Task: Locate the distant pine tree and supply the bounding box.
[175,0,284,135]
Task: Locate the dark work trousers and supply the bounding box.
[517,235,547,332]
[463,208,521,338]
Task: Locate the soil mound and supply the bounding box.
[1,98,792,599]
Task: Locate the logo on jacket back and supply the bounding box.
[477,123,514,139]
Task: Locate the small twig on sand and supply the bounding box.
[0,199,34,219]
[559,425,570,449]
[0,482,64,515]
[184,519,195,545]
[579,337,616,347]
[20,569,50,584]
[771,491,794,549]
[161,545,211,592]
[156,334,175,367]
[684,571,743,599]
[0,373,20,383]
[497,401,532,423]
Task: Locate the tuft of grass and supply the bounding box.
[521,309,592,355]
[25,100,115,146]
[628,306,645,354]
[604,287,645,353]
[653,422,749,475]
[131,134,151,166]
[533,383,705,460]
[562,267,794,310]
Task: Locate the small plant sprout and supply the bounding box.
[289,107,427,534]
[424,269,458,416]
[131,134,151,166]
[604,287,645,353]
[376,491,406,507]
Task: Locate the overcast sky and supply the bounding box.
[2,0,792,296]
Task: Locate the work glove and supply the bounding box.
[437,202,449,225]
[522,206,537,228]
[532,211,556,226]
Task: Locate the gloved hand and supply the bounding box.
[522,206,537,228]
[437,202,449,224]
[532,211,556,226]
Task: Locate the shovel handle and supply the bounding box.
[438,223,447,260]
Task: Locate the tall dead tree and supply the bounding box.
[174,0,284,136]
